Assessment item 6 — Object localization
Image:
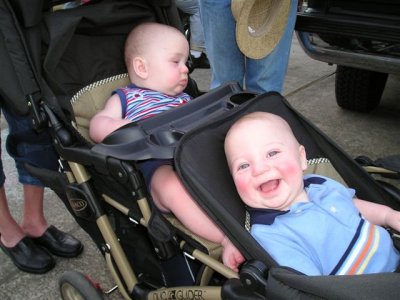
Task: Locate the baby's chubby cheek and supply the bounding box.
[282,162,301,177]
[234,178,252,201]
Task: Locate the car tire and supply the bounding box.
[335,66,388,112]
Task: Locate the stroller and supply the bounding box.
[1,0,400,299]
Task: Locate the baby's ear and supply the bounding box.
[132,57,148,79]
[299,145,308,171]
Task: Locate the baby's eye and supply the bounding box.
[238,163,249,170]
[267,150,279,158]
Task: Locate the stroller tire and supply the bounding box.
[59,270,106,300]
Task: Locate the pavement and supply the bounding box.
[0,35,399,300]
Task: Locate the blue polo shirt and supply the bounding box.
[249,174,400,275]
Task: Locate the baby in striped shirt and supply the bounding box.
[90,22,244,272]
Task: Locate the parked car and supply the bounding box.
[295,0,400,112]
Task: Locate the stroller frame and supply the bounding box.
[2,0,400,299]
[60,80,251,299]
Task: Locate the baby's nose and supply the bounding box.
[181,64,189,74]
[252,160,270,176]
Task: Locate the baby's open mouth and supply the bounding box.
[259,179,279,193]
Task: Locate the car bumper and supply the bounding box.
[296,31,400,75]
[295,6,400,75]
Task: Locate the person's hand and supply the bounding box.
[385,209,400,232]
[221,236,245,272]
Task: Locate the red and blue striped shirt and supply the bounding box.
[114,84,192,122]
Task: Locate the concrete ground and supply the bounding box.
[0,35,399,300]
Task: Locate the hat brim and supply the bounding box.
[235,0,291,59]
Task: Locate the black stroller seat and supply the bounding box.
[174,90,400,299]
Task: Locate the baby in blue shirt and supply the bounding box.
[224,111,400,275]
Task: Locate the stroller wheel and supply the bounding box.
[59,270,105,300]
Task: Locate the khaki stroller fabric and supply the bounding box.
[305,158,347,186]
[71,74,130,142]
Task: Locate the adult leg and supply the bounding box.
[3,108,54,238]
[245,0,298,93]
[20,184,48,237]
[0,111,25,247]
[199,0,245,89]
[3,108,83,258]
[175,0,206,53]
[0,110,55,273]
[0,186,25,247]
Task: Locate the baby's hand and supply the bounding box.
[221,236,245,272]
[385,209,400,233]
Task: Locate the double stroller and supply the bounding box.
[2,0,400,299]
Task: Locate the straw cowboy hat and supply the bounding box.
[232,0,291,59]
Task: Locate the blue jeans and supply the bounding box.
[0,108,59,187]
[175,0,206,53]
[199,0,298,93]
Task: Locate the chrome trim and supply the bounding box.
[296,31,400,75]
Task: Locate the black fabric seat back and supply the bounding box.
[175,92,399,267]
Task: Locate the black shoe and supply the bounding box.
[191,52,210,69]
[0,237,55,274]
[32,226,83,258]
